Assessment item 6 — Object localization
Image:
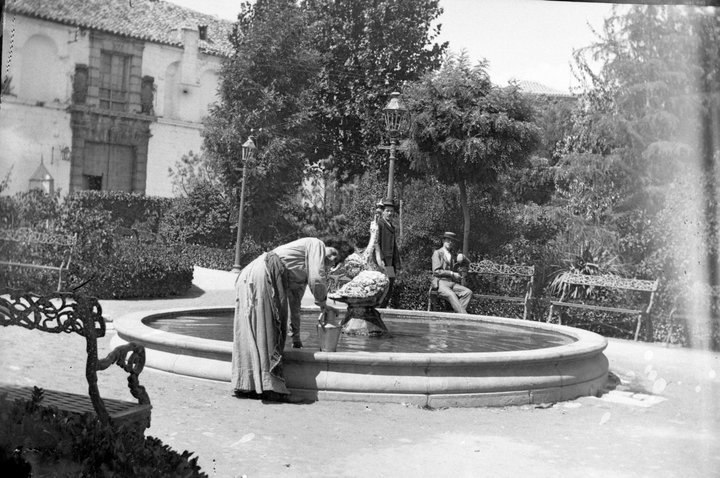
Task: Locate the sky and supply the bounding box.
[165,0,619,93]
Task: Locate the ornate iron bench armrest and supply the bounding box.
[97,342,151,408]
[1,289,151,429]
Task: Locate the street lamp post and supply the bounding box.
[231,136,256,273]
[382,91,407,202]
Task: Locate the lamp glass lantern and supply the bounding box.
[383,91,408,138]
[242,136,256,162]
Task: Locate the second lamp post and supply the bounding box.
[382,91,408,203]
[231,136,257,273]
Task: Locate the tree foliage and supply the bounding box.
[201,0,447,242]
[304,0,447,179]
[203,0,321,241]
[557,4,720,300]
[404,53,541,253]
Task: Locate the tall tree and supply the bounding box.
[203,0,321,241]
[404,54,541,254]
[562,5,720,286]
[304,0,447,180]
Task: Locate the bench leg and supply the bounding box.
[664,309,678,346]
[634,313,653,342]
[546,304,555,324]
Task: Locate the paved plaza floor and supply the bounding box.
[1,267,718,477]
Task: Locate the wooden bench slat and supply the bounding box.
[549,301,641,315]
[0,385,152,426]
[473,294,525,303]
[0,261,63,271]
[558,273,658,292]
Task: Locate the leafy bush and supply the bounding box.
[72,240,193,299]
[0,388,207,477]
[180,238,264,271]
[0,228,75,293]
[62,191,172,232]
[0,189,60,228]
[391,272,429,310]
[159,183,235,248]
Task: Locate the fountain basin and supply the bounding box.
[111,306,608,407]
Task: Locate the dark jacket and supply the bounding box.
[377,218,401,269]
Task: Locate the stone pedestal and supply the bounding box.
[333,296,389,337]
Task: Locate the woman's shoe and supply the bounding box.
[233,389,261,400]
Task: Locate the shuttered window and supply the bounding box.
[99,52,129,112]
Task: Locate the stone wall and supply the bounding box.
[146,119,204,197]
[0,101,72,196]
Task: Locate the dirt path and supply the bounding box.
[2,268,718,477]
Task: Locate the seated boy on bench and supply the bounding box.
[431,232,472,314]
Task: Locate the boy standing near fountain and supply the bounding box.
[431,232,472,314]
[377,199,401,307]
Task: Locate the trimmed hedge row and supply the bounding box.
[71,240,194,299]
[179,240,264,272]
[61,191,172,231]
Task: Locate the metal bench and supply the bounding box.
[0,289,152,430]
[546,273,659,341]
[429,260,535,320]
[0,227,77,292]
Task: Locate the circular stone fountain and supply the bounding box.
[111,306,608,407]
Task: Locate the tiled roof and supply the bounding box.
[5,0,235,56]
[516,80,574,97]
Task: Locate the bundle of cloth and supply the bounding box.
[329,269,389,300]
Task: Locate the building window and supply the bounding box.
[99,52,129,112]
[83,175,103,190]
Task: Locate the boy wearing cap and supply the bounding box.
[377,199,401,307]
[431,232,472,313]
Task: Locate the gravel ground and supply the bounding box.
[2,267,718,478]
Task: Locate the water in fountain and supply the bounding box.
[147,310,573,353]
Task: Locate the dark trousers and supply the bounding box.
[379,277,395,308]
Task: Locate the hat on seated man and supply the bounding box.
[382,198,397,210]
[443,231,458,242]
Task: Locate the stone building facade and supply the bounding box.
[1,0,234,197]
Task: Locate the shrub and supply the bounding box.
[179,238,263,271]
[0,389,207,477]
[61,191,172,231]
[0,189,61,228]
[159,183,235,248]
[52,192,192,298]
[180,244,235,271]
[71,240,193,299]
[391,272,429,310]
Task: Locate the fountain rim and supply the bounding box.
[113,305,608,364]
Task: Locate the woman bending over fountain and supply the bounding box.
[231,236,354,402]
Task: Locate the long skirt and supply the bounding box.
[231,252,289,394]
